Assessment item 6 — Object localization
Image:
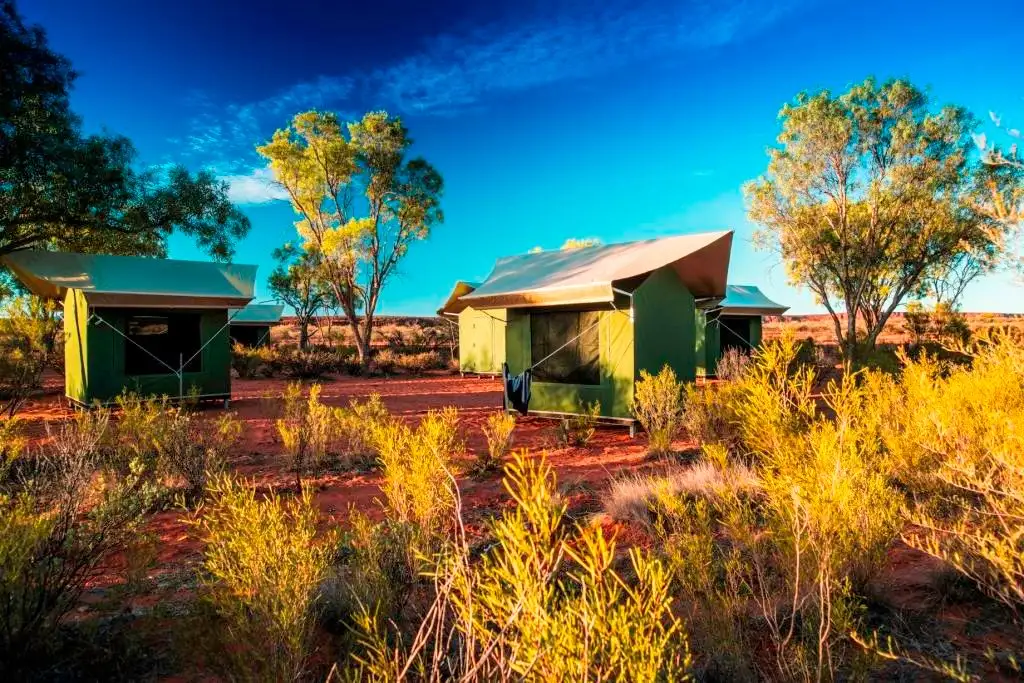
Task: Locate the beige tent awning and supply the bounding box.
[436,281,481,316]
[460,230,733,309]
[2,250,258,309]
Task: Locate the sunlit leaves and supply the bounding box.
[745,77,1019,360]
[257,110,443,365]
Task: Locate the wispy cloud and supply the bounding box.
[221,167,290,205]
[178,0,811,200]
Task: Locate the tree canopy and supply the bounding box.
[258,110,443,368]
[267,243,335,349]
[745,77,1019,361]
[0,0,250,262]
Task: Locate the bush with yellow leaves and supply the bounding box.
[189,474,334,681]
[349,451,691,682]
[633,364,686,457]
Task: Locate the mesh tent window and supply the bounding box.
[125,312,202,375]
[530,311,600,385]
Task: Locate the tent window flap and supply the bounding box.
[530,311,600,385]
[125,313,202,375]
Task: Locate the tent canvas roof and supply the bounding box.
[437,281,481,316]
[2,250,257,309]
[459,230,733,309]
[719,285,788,316]
[228,304,285,325]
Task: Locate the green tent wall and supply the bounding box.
[458,307,507,374]
[64,289,234,405]
[503,266,695,420]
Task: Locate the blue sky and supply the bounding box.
[22,0,1024,314]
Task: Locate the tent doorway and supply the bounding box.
[719,315,753,355]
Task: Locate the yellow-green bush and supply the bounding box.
[476,411,516,472]
[557,400,600,447]
[633,365,685,457]
[190,474,334,682]
[0,411,160,664]
[888,335,1024,609]
[371,407,461,542]
[351,452,691,681]
[0,296,60,418]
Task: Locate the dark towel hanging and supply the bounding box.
[502,362,532,416]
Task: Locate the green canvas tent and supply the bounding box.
[695,284,788,376]
[228,304,284,348]
[456,230,733,422]
[2,250,257,405]
[437,281,506,374]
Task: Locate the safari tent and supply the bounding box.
[437,281,506,374]
[228,304,284,348]
[456,231,733,421]
[2,251,257,406]
[696,284,788,376]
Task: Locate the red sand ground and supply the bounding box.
[14,371,1024,679]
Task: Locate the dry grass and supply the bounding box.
[605,459,760,528]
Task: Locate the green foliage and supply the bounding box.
[557,400,600,447]
[230,342,264,379]
[476,411,516,472]
[745,76,1018,363]
[268,243,335,350]
[0,410,161,665]
[0,296,60,418]
[633,365,685,457]
[258,110,444,369]
[351,452,691,681]
[0,2,249,260]
[886,334,1024,609]
[189,474,333,682]
[372,407,461,542]
[280,347,339,379]
[155,410,239,503]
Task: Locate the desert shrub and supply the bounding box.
[280,347,337,379]
[394,350,444,374]
[230,342,264,379]
[277,382,312,491]
[372,348,397,375]
[932,301,972,347]
[0,418,25,478]
[633,365,685,457]
[189,474,333,682]
[112,392,177,473]
[0,411,161,665]
[476,411,516,472]
[716,347,751,381]
[557,400,600,447]
[604,455,760,530]
[334,394,391,467]
[903,301,932,345]
[351,452,691,681]
[0,296,60,418]
[155,411,240,503]
[890,335,1024,609]
[328,509,419,632]
[682,382,744,454]
[372,407,461,544]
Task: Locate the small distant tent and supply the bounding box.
[696,284,788,376]
[1,250,257,405]
[457,231,733,422]
[437,281,506,374]
[228,304,284,348]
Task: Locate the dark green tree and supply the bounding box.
[0,0,250,261]
[267,244,334,350]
